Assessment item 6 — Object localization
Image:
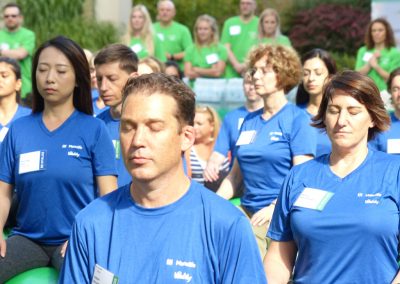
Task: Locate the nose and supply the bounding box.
[99,77,108,91]
[337,110,348,127]
[45,69,55,84]
[131,126,145,148]
[253,68,262,80]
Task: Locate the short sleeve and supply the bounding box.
[290,111,317,157]
[184,45,194,63]
[91,121,117,176]
[267,170,295,241]
[181,26,193,50]
[154,36,167,62]
[0,125,16,184]
[355,46,366,70]
[214,116,232,156]
[219,44,228,62]
[22,30,35,55]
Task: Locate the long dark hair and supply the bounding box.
[31,36,92,114]
[296,48,337,106]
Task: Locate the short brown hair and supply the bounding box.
[365,18,396,49]
[312,70,390,140]
[122,73,195,128]
[247,44,302,93]
[94,44,138,74]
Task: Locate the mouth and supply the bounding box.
[44,88,56,93]
[130,156,150,165]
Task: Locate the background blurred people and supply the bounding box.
[0,3,35,103]
[217,45,316,258]
[370,68,400,154]
[153,0,192,70]
[0,36,117,282]
[165,60,183,80]
[355,18,400,109]
[204,70,263,184]
[189,105,229,191]
[265,71,398,284]
[221,0,258,78]
[296,48,337,156]
[257,8,291,46]
[184,15,227,82]
[138,56,165,75]
[123,4,166,62]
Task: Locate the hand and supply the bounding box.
[60,240,69,258]
[0,236,6,258]
[204,161,221,182]
[250,204,276,227]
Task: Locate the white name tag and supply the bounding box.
[229,25,241,36]
[0,126,9,142]
[362,52,373,62]
[237,118,244,130]
[0,43,9,50]
[294,187,333,211]
[131,44,143,53]
[236,130,256,145]
[92,264,119,284]
[387,139,400,154]
[206,53,219,65]
[19,150,46,174]
[157,33,164,41]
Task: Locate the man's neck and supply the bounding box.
[160,20,173,27]
[6,26,20,33]
[110,104,122,119]
[240,14,254,23]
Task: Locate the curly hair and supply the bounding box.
[247,44,302,93]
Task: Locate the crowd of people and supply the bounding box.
[1,0,400,283]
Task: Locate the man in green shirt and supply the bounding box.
[221,0,258,78]
[153,0,192,70]
[0,3,35,101]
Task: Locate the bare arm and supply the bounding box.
[0,181,13,257]
[96,175,118,196]
[264,240,297,284]
[225,43,245,75]
[204,151,227,182]
[356,61,371,75]
[192,61,226,78]
[168,51,185,61]
[216,158,242,200]
[184,61,199,80]
[391,271,400,284]
[293,154,313,166]
[1,48,29,60]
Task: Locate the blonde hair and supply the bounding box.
[195,105,220,145]
[139,56,165,73]
[194,14,219,46]
[123,5,155,56]
[258,8,282,39]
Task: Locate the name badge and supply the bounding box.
[19,150,47,174]
[112,140,121,159]
[294,187,333,211]
[237,118,244,130]
[131,44,143,53]
[362,52,373,62]
[157,33,164,41]
[0,126,9,142]
[206,53,219,65]
[229,25,241,36]
[92,264,119,284]
[387,139,400,154]
[236,130,256,145]
[0,43,9,50]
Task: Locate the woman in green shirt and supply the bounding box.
[184,15,227,80]
[123,5,166,62]
[257,8,291,47]
[355,18,400,92]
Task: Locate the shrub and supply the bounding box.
[288,4,370,56]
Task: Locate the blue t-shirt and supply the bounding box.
[0,111,117,245]
[214,106,252,168]
[0,105,31,144]
[297,104,331,157]
[60,182,267,283]
[268,151,400,283]
[97,109,131,187]
[237,103,316,213]
[369,113,400,154]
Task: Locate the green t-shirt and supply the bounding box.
[221,16,258,78]
[0,27,35,98]
[153,21,192,69]
[355,46,400,91]
[259,35,291,46]
[129,35,167,62]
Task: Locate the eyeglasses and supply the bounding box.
[4,14,18,18]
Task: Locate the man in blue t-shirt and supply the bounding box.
[60,73,267,283]
[95,44,139,187]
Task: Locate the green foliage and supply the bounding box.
[17,0,119,51]
[330,52,356,72]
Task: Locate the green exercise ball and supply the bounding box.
[5,267,59,284]
[229,197,241,206]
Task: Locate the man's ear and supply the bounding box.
[181,125,195,152]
